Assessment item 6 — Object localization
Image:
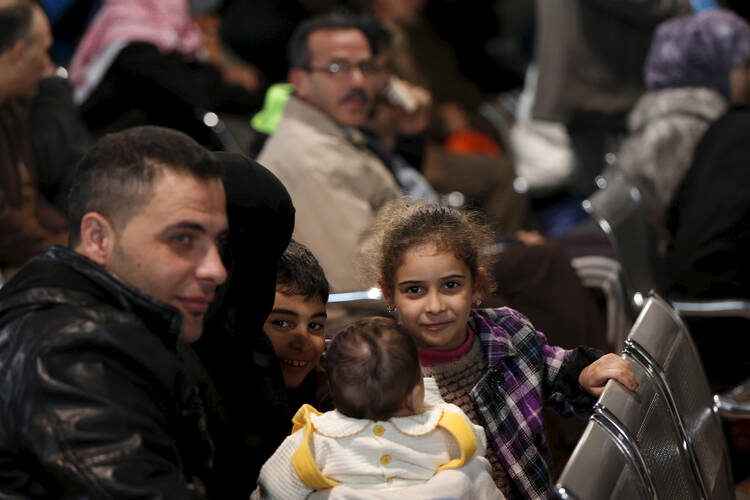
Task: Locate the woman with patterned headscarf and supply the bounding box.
[69,0,262,147]
[618,8,750,225]
[655,14,750,485]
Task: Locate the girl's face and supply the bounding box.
[387,243,481,351]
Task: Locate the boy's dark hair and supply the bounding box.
[0,0,33,54]
[288,8,375,69]
[67,126,221,247]
[326,317,421,421]
[276,239,330,304]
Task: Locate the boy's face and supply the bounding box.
[264,291,327,388]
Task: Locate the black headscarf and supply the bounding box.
[193,152,294,496]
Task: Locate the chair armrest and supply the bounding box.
[715,377,750,420]
[328,288,384,303]
[194,108,244,153]
[571,256,632,351]
[670,299,750,319]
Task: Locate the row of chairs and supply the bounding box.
[580,165,750,350]
[556,293,750,500]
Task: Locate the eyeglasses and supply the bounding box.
[304,60,383,78]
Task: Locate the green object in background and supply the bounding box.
[251,83,294,134]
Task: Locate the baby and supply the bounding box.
[252,317,500,499]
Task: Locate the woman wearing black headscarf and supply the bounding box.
[193,152,295,497]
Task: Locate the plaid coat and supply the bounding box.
[467,308,600,499]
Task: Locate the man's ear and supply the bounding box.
[7,38,27,66]
[288,68,309,98]
[78,212,116,267]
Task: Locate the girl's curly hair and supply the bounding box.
[361,198,497,295]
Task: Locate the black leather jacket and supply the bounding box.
[0,246,217,499]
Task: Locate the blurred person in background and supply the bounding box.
[532,0,689,197]
[69,0,263,147]
[618,8,750,249]
[0,0,68,278]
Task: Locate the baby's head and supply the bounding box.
[326,317,423,421]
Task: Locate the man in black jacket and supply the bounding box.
[0,126,230,497]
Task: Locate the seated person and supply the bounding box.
[366,201,638,498]
[618,8,750,239]
[0,0,68,275]
[192,151,297,496]
[253,317,501,500]
[258,11,606,352]
[264,239,331,411]
[68,0,262,147]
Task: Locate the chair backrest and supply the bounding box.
[556,415,652,500]
[582,168,663,309]
[571,255,630,350]
[325,288,391,341]
[596,359,703,499]
[625,294,735,499]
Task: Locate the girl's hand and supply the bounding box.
[578,353,639,397]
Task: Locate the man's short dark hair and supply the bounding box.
[67,126,221,247]
[326,317,422,421]
[288,9,375,69]
[276,239,330,304]
[0,0,33,54]
[358,11,392,57]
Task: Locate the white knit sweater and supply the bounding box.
[252,378,497,500]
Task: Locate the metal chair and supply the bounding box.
[582,168,750,326]
[581,167,662,311]
[557,294,749,500]
[195,108,245,154]
[556,415,653,500]
[599,358,703,499]
[571,255,630,351]
[625,294,738,499]
[325,288,391,341]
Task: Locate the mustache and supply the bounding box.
[339,88,370,104]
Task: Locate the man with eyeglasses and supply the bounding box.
[258,10,402,298]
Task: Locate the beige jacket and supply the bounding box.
[258,96,401,292]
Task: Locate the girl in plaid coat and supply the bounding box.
[365,201,638,499]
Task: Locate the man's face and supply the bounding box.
[107,169,228,343]
[12,6,53,99]
[294,28,376,127]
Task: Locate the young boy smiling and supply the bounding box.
[263,240,329,389]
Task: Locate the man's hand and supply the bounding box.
[578,353,639,396]
[390,80,432,135]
